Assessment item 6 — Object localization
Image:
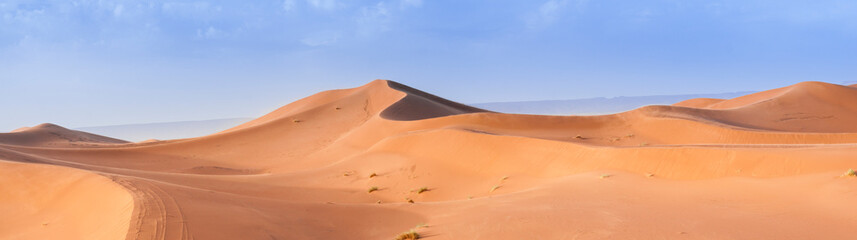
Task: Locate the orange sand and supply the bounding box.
[1,80,856,239]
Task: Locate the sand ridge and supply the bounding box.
[1,80,857,239]
[1,123,128,147]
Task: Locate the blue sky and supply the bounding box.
[2,0,856,131]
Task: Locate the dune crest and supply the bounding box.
[667,81,857,132]
[380,81,490,120]
[2,80,857,239]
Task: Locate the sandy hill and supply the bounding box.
[1,80,856,240]
[474,91,753,115]
[671,81,857,132]
[0,123,128,147]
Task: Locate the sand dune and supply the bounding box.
[1,123,128,147]
[0,161,133,240]
[1,80,856,239]
[671,81,857,132]
[475,91,752,115]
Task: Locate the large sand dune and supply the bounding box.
[1,80,856,239]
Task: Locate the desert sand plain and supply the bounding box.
[2,80,857,239]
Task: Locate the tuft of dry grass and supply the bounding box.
[600,174,611,179]
[335,107,342,110]
[292,119,302,123]
[574,135,584,139]
[406,198,414,203]
[490,185,501,192]
[394,230,420,240]
[368,186,379,193]
[416,187,429,194]
[645,173,654,178]
[369,173,378,178]
[500,175,509,181]
[843,169,857,177]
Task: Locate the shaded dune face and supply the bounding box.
[380,81,490,120]
[1,80,857,240]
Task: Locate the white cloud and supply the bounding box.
[113,4,124,17]
[630,8,655,23]
[306,0,337,11]
[300,31,340,46]
[161,2,221,17]
[196,26,222,39]
[357,2,392,36]
[3,7,45,24]
[539,0,568,22]
[526,0,575,29]
[400,0,422,9]
[363,2,390,18]
[283,0,297,11]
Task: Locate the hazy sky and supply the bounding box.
[2,0,856,131]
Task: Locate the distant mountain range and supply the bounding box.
[472,92,755,115]
[73,92,754,141]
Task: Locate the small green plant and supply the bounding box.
[843,169,857,177]
[394,230,420,240]
[416,187,429,194]
[368,186,379,193]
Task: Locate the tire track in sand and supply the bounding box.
[111,177,190,240]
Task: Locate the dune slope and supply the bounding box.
[1,123,128,147]
[1,80,856,240]
[0,161,133,240]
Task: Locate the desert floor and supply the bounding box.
[2,80,857,239]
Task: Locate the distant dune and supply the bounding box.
[1,123,128,147]
[74,118,253,142]
[2,80,857,240]
[473,91,754,115]
[73,93,757,141]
